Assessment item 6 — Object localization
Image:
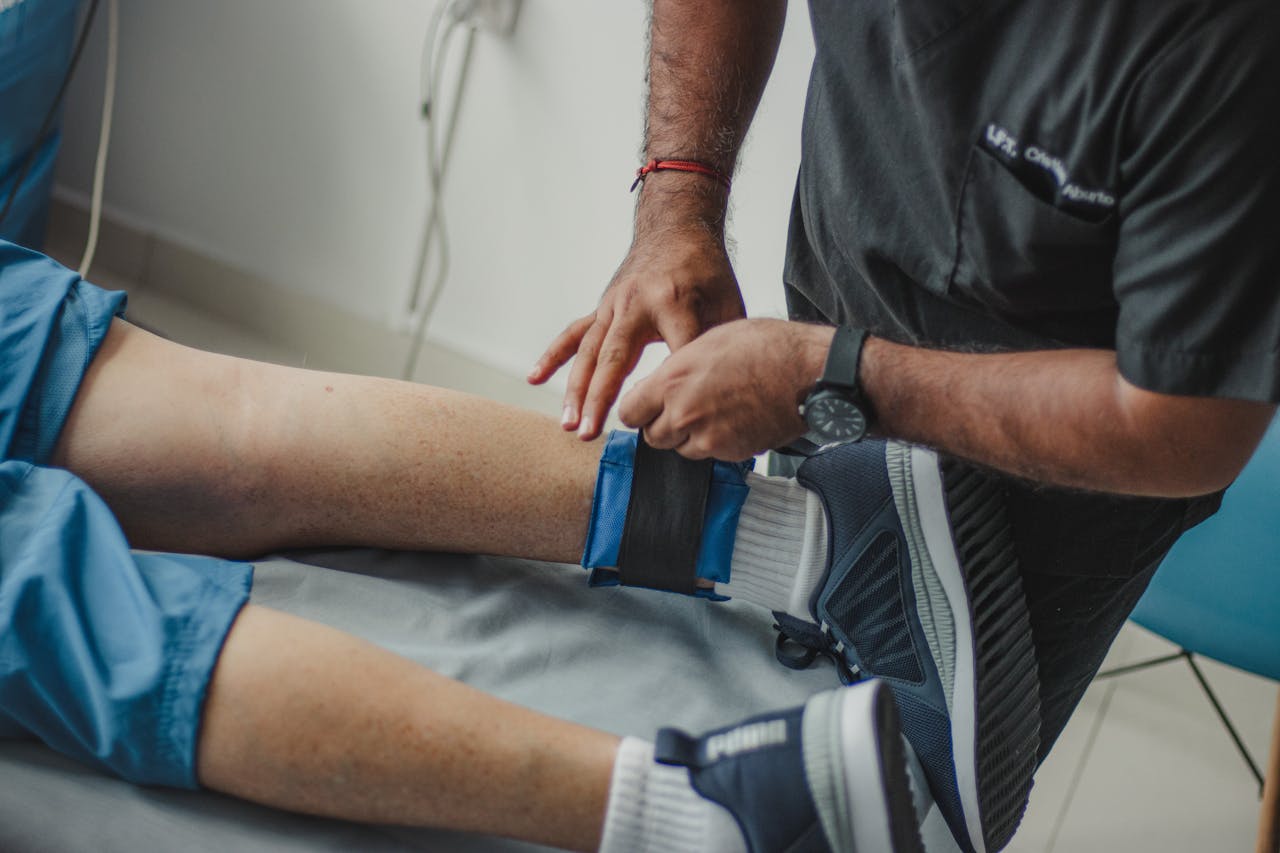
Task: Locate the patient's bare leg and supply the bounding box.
[52,320,599,561]
[47,322,747,851]
[199,604,616,851]
[42,320,903,853]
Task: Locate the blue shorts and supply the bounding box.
[0,239,253,788]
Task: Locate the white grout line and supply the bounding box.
[1043,626,1134,853]
[1045,677,1121,853]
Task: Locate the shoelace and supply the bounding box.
[772,612,863,686]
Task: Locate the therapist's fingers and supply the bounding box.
[617,377,665,433]
[655,309,704,353]
[674,432,716,460]
[560,315,613,430]
[577,319,650,440]
[641,415,686,451]
[640,408,708,457]
[528,314,594,386]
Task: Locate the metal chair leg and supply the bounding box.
[1095,651,1186,680]
[1183,653,1266,793]
[1098,648,1267,792]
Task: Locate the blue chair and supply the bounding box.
[1098,416,1280,852]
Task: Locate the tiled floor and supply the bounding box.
[1011,625,1274,852]
[88,273,1278,853]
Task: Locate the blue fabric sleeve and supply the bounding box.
[581,430,752,594]
[1,239,127,463]
[0,461,253,789]
[581,430,638,570]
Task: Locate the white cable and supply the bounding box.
[416,17,473,317]
[78,0,117,278]
[402,3,478,381]
[404,0,456,315]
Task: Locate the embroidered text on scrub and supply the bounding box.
[984,122,1116,210]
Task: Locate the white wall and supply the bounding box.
[56,0,815,386]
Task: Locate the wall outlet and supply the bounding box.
[449,0,522,37]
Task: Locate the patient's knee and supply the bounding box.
[0,462,253,788]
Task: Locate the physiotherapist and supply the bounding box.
[530,1,1280,850]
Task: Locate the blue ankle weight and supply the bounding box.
[581,430,752,595]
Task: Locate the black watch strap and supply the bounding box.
[821,325,869,393]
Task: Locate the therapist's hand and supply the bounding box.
[617,318,834,460]
[528,231,745,441]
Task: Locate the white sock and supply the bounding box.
[720,472,828,619]
[599,737,747,853]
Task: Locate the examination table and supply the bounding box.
[0,548,834,851]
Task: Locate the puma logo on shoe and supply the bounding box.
[704,719,788,762]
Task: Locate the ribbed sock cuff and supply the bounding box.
[787,490,829,619]
[722,473,827,616]
[600,737,744,853]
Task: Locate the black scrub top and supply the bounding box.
[783,0,1280,756]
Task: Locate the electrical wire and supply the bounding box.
[0,0,102,231]
[402,0,478,381]
[410,21,474,338]
[78,0,118,277]
[405,9,456,319]
[403,0,453,315]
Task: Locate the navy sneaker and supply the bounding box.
[655,680,923,853]
[774,440,1040,853]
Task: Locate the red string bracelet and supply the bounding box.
[630,158,732,192]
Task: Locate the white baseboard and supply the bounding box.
[45,194,562,417]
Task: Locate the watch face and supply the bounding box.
[805,395,867,442]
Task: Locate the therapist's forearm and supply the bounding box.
[637,0,787,235]
[860,337,1275,497]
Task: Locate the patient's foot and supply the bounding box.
[600,680,923,853]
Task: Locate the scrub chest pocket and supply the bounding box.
[950,144,1118,320]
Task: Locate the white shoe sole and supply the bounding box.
[802,682,924,853]
[910,446,1040,853]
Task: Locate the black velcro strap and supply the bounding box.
[616,433,714,595]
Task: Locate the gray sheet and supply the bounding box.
[0,548,834,852]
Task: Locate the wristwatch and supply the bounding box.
[799,325,873,446]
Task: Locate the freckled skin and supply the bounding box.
[51,320,614,851]
[57,322,599,563]
[201,607,615,849]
